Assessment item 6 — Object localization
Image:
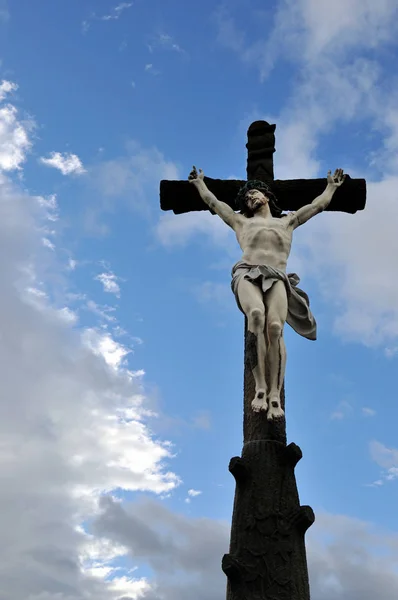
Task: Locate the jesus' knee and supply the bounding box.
[267,320,283,343]
[248,307,265,334]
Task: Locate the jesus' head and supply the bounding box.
[235,180,282,218]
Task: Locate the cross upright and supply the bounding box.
[160,121,366,599]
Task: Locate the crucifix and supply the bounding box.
[160,121,366,599]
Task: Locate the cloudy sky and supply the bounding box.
[1,0,398,598]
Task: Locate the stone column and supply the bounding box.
[222,121,315,600]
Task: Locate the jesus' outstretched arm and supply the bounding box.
[289,168,346,229]
[188,166,241,230]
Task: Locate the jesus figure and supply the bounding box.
[188,166,346,420]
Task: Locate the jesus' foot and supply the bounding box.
[267,395,285,420]
[251,389,268,412]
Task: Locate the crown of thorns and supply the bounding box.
[235,180,282,217]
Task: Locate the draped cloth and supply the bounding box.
[231,261,317,341]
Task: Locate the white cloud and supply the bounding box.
[267,120,320,180]
[81,19,90,33]
[362,407,376,417]
[108,576,150,598]
[87,299,117,323]
[144,63,160,75]
[216,0,398,80]
[36,193,59,221]
[149,33,186,55]
[330,400,353,421]
[307,511,398,600]
[191,410,212,430]
[156,211,237,254]
[89,141,179,218]
[92,496,228,598]
[185,488,202,503]
[130,369,145,378]
[79,528,151,597]
[40,151,86,175]
[41,236,55,250]
[68,257,77,270]
[0,87,180,599]
[114,2,132,13]
[96,271,121,297]
[194,280,234,309]
[366,479,384,488]
[385,345,398,358]
[217,0,398,162]
[369,440,398,485]
[292,177,398,346]
[81,3,132,31]
[0,171,180,598]
[83,328,130,370]
[273,0,398,63]
[102,2,133,20]
[370,440,398,469]
[0,97,32,171]
[0,79,17,101]
[58,306,78,324]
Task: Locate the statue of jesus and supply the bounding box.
[188,166,346,420]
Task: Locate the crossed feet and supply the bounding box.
[251,389,285,420]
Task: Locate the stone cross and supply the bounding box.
[159,121,366,600]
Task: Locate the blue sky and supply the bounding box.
[1,0,398,598]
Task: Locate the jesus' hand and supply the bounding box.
[188,166,205,184]
[327,168,346,188]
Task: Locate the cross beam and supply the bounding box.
[160,175,366,215]
[159,121,367,600]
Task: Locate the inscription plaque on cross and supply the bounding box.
[160,121,366,599]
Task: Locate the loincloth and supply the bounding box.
[231,261,317,341]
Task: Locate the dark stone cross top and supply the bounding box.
[159,121,367,600]
[160,120,366,217]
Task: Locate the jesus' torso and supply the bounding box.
[235,214,294,272]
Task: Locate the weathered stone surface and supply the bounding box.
[222,320,314,599]
[224,439,313,600]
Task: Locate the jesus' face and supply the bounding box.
[244,189,269,213]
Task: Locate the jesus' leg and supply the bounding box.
[265,280,288,420]
[236,278,268,412]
